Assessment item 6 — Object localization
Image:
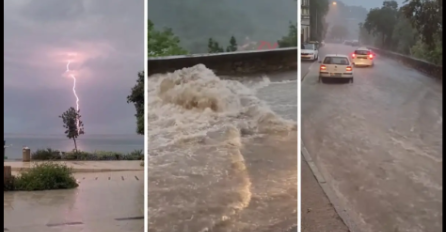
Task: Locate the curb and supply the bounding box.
[301,141,363,232]
[301,62,317,81]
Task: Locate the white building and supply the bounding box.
[301,0,310,43]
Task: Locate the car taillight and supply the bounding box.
[346,66,353,71]
[320,65,326,70]
[351,53,356,58]
[369,54,374,59]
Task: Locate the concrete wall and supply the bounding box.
[147,48,297,76]
[369,46,443,80]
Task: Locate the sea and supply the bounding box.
[4,134,144,160]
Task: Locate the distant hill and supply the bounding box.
[148,0,297,53]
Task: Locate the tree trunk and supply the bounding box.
[73,138,77,152]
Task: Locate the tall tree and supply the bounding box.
[401,0,442,49]
[59,107,84,152]
[363,1,399,48]
[127,71,144,135]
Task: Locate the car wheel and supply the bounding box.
[350,78,354,83]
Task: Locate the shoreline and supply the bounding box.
[5,160,144,173]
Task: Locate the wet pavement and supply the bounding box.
[302,44,442,232]
[301,158,349,232]
[4,171,144,232]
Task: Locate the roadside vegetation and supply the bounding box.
[4,162,78,191]
[359,0,442,65]
[30,148,143,161]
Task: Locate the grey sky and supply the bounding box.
[340,0,405,10]
[4,0,144,135]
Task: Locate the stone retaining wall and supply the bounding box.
[147,48,297,76]
[368,46,442,80]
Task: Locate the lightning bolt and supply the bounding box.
[65,59,80,134]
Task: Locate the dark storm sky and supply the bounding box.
[4,0,144,135]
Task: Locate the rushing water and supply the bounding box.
[147,64,297,232]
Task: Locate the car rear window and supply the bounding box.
[323,57,350,65]
[354,50,369,55]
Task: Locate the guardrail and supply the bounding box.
[367,46,442,80]
[147,48,297,76]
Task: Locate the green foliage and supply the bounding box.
[226,36,238,52]
[148,19,188,57]
[411,38,443,65]
[401,0,442,49]
[278,22,297,48]
[208,36,238,53]
[31,149,144,161]
[59,107,84,152]
[364,1,399,48]
[328,24,349,40]
[32,148,62,160]
[12,162,78,191]
[127,71,144,135]
[392,14,416,54]
[208,38,225,53]
[358,0,441,65]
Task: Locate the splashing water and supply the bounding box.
[147,64,297,231]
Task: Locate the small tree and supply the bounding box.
[226,36,238,52]
[59,107,84,152]
[278,22,298,48]
[208,38,224,53]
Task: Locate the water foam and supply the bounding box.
[147,64,296,231]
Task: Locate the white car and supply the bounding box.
[318,54,354,83]
[301,43,319,61]
[351,47,375,67]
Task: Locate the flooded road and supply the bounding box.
[302,44,442,232]
[147,65,297,232]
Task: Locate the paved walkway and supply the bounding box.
[4,171,144,232]
[301,158,348,232]
[5,160,143,173]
